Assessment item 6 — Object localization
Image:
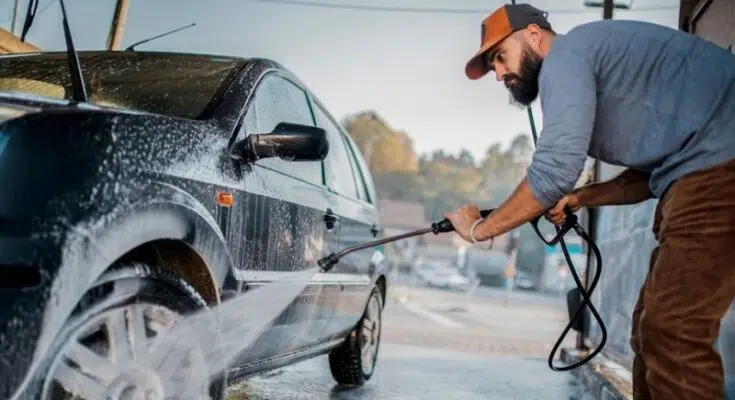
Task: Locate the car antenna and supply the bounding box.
[19,0,39,43]
[59,0,88,103]
[19,0,87,103]
[125,22,196,51]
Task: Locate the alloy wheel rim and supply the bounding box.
[42,303,210,400]
[360,294,381,375]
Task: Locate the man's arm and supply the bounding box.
[472,177,546,241]
[575,168,653,207]
[471,47,597,242]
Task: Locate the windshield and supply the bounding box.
[0,51,244,120]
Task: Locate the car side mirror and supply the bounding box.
[231,122,329,163]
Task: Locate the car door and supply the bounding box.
[225,71,340,366]
[311,99,381,338]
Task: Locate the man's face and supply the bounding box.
[486,33,544,107]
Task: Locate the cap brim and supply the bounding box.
[464,32,512,80]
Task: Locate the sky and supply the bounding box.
[1,0,681,162]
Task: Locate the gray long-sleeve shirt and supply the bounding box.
[526,19,735,208]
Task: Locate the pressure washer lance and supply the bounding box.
[317,207,607,372]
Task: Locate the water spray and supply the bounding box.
[318,207,607,372]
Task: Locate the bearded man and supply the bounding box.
[443,3,735,399]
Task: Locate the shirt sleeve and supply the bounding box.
[526,48,597,209]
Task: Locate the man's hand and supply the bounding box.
[544,169,653,226]
[545,191,582,225]
[544,168,654,225]
[444,204,483,243]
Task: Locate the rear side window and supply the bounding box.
[343,132,376,204]
[241,74,323,186]
[342,133,369,202]
[313,103,359,199]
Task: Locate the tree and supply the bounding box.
[369,131,418,173]
[372,171,424,201]
[457,149,475,167]
[508,133,532,160]
[343,111,418,173]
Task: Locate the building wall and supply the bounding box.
[585,3,735,397]
[585,162,658,371]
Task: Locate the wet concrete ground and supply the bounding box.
[227,282,592,399]
[228,343,592,399]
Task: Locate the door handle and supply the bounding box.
[370,224,380,237]
[324,208,340,230]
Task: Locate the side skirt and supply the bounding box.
[225,337,345,384]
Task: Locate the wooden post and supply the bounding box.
[11,0,20,35]
[106,0,130,50]
[0,27,40,53]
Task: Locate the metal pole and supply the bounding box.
[106,0,130,50]
[10,0,20,35]
[576,0,614,352]
[603,0,614,19]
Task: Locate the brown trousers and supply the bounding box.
[630,159,735,399]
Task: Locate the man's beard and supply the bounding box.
[505,47,543,107]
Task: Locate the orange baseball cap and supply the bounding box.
[465,3,552,80]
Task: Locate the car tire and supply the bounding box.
[34,262,226,400]
[328,285,383,386]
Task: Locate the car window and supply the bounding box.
[343,133,369,202]
[241,74,323,186]
[342,132,376,205]
[312,103,359,199]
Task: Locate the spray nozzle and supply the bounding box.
[318,253,339,273]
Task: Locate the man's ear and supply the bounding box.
[524,24,544,50]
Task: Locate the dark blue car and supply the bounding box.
[0,50,388,400]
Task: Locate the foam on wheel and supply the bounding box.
[328,285,383,386]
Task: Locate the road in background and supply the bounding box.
[391,270,568,309]
[227,282,588,399]
[382,283,575,357]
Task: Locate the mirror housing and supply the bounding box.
[232,122,329,163]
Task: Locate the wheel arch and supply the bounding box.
[76,195,237,307]
[111,239,221,306]
[26,186,238,394]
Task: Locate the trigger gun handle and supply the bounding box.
[431,209,495,234]
[531,206,578,246]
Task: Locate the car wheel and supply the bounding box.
[36,263,225,400]
[328,285,383,386]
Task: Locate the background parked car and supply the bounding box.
[415,260,471,291]
[513,270,537,291]
[0,50,388,400]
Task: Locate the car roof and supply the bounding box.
[0,50,256,122]
[0,51,322,128]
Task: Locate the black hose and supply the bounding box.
[544,222,607,371]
